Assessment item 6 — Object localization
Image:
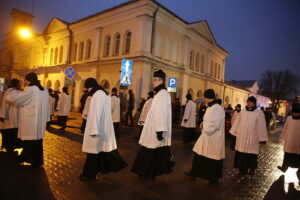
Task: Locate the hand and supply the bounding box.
[199,123,203,131]
[184,119,188,123]
[138,121,144,125]
[260,141,266,144]
[156,131,164,141]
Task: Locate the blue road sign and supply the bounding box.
[168,78,177,88]
[65,66,76,80]
[120,59,133,86]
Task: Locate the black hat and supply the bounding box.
[204,89,216,99]
[25,72,38,83]
[247,96,257,104]
[292,103,300,113]
[186,93,192,100]
[84,78,98,89]
[153,70,166,81]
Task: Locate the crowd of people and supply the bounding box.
[0,70,299,184]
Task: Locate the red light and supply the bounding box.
[286,103,288,107]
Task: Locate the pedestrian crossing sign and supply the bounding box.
[120,59,133,86]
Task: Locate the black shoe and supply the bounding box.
[277,166,288,173]
[79,174,96,181]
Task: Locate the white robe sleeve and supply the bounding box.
[56,94,63,111]
[87,92,105,136]
[182,102,192,121]
[0,92,8,119]
[203,108,224,136]
[7,87,33,106]
[257,110,268,142]
[279,116,290,143]
[229,111,241,136]
[154,93,168,132]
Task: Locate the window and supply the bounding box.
[104,35,111,57]
[79,41,84,61]
[195,53,200,72]
[189,50,194,70]
[50,48,54,65]
[214,63,218,78]
[200,55,205,73]
[124,31,131,54]
[73,43,77,61]
[210,61,214,76]
[86,39,92,60]
[59,46,63,63]
[218,64,221,79]
[54,47,58,65]
[113,33,120,55]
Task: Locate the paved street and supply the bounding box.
[0,113,299,200]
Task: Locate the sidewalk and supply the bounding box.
[0,113,299,200]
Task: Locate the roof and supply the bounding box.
[229,80,257,88]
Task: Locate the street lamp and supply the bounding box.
[19,28,32,39]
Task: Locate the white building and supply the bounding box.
[0,0,269,110]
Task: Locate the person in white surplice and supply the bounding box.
[181,93,196,144]
[6,73,49,168]
[185,89,225,183]
[79,78,127,180]
[0,79,21,153]
[131,70,174,180]
[230,96,268,176]
[277,102,300,180]
[137,91,154,140]
[56,87,71,130]
[111,87,121,140]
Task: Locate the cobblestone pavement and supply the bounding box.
[0,113,299,200]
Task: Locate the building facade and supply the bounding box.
[0,0,269,110]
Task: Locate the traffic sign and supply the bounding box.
[65,66,76,80]
[120,59,133,86]
[168,78,177,88]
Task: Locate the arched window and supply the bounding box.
[104,35,111,57]
[124,31,131,54]
[171,40,178,63]
[59,46,63,63]
[46,80,52,89]
[197,90,203,98]
[54,47,58,64]
[210,61,214,76]
[200,55,205,73]
[54,80,60,91]
[50,48,54,65]
[100,79,110,90]
[113,33,121,55]
[195,53,200,72]
[86,39,92,60]
[189,50,194,70]
[188,88,194,98]
[73,43,77,61]
[218,64,221,79]
[78,41,84,60]
[214,63,218,78]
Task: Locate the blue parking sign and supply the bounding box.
[120,59,133,86]
[168,78,177,88]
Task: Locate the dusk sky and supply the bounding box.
[1,0,300,93]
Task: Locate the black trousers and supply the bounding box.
[113,122,120,140]
[20,139,43,167]
[182,128,196,143]
[0,128,19,152]
[57,116,68,130]
[80,119,87,133]
[126,109,133,126]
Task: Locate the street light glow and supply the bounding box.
[19,28,32,38]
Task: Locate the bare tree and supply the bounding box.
[260,69,298,108]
